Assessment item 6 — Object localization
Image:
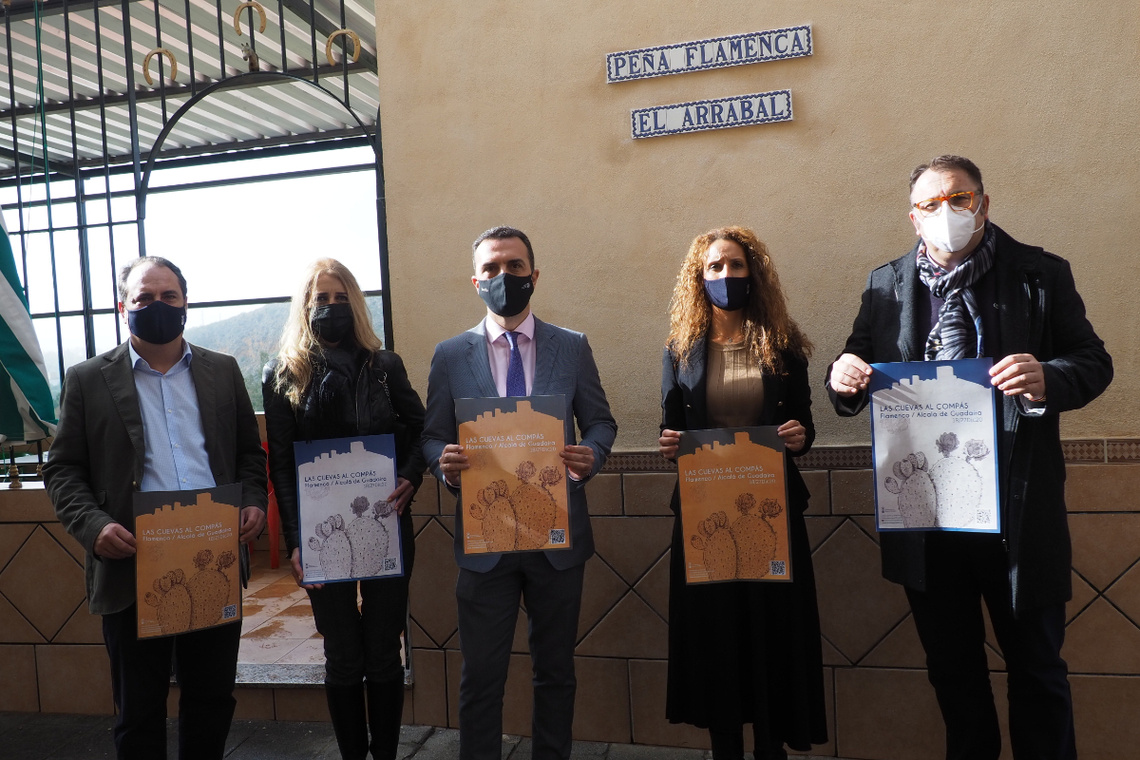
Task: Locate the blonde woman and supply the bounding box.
[659,227,826,760]
[263,259,424,760]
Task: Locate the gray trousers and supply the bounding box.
[456,553,585,760]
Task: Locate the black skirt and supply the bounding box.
[665,484,828,751]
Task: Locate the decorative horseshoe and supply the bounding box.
[233,1,267,36]
[326,28,361,66]
[142,48,178,85]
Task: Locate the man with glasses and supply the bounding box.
[825,155,1111,760]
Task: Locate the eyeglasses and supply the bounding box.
[911,190,981,217]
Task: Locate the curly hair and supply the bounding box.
[665,226,811,373]
[271,258,383,408]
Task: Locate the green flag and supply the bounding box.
[0,212,57,443]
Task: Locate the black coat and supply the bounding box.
[262,349,426,556]
[661,340,827,749]
[827,224,1113,613]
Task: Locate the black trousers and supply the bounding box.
[906,535,1076,760]
[456,553,585,760]
[103,606,241,760]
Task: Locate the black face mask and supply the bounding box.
[310,303,355,343]
[477,272,534,317]
[703,276,750,312]
[127,301,186,345]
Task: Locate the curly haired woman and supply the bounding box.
[659,227,827,760]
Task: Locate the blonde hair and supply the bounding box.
[666,226,811,373]
[272,258,383,408]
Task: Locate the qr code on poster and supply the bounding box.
[383,557,398,572]
[549,529,567,545]
[769,560,787,576]
[222,604,238,620]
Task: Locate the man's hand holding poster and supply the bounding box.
[868,359,1000,532]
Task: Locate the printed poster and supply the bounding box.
[868,359,1000,532]
[455,395,569,555]
[677,427,792,584]
[295,435,404,583]
[135,483,242,639]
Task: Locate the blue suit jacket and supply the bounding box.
[423,317,617,572]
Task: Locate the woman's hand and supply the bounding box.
[777,419,808,453]
[659,428,682,460]
[290,547,323,590]
[388,477,415,515]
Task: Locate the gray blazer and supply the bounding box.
[44,342,268,615]
[423,317,617,572]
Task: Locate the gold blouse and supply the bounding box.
[706,340,764,427]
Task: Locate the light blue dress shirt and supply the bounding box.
[129,342,216,492]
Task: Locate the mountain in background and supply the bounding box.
[185,298,386,411]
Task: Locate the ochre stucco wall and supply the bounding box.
[375,2,1139,449]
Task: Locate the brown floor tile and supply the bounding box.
[0,644,38,711]
[0,524,35,567]
[52,605,104,645]
[576,593,667,659]
[408,519,459,648]
[627,659,708,749]
[578,555,632,641]
[860,614,926,669]
[1068,570,1099,623]
[0,592,46,643]
[408,648,448,727]
[801,470,830,515]
[239,636,308,664]
[1066,464,1140,511]
[1072,674,1140,758]
[804,516,844,552]
[573,656,631,743]
[633,551,670,622]
[592,516,671,586]
[234,687,277,720]
[834,668,942,760]
[1069,512,1140,590]
[584,473,623,516]
[1064,598,1140,674]
[36,644,113,715]
[276,638,326,665]
[830,470,874,515]
[0,528,86,640]
[622,473,676,516]
[275,687,332,721]
[813,521,909,664]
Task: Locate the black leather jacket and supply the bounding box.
[262,349,426,556]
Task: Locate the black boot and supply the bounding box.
[708,726,745,760]
[365,678,405,760]
[325,683,369,760]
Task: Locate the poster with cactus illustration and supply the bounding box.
[294,435,404,583]
[868,359,1000,532]
[677,428,792,584]
[134,483,242,638]
[455,395,570,555]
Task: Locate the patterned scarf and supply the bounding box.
[917,223,996,360]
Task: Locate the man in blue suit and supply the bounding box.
[423,226,617,760]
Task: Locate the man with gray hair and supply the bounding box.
[45,256,267,759]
